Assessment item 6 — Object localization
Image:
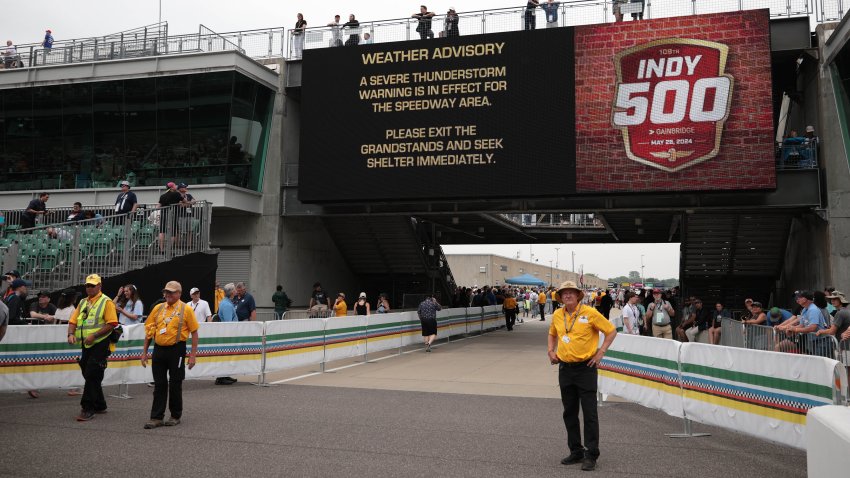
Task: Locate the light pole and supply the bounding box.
[548,260,553,287]
[554,247,560,269]
[571,251,576,275]
[640,254,645,285]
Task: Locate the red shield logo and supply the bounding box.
[611,39,734,172]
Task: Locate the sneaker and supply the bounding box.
[425,343,431,352]
[27,390,40,399]
[146,382,155,388]
[164,417,181,426]
[581,457,597,471]
[561,452,584,465]
[144,419,163,429]
[94,409,108,415]
[75,411,95,422]
[225,377,237,384]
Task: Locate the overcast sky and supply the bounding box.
[5,1,683,281]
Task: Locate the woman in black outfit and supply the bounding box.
[355,292,370,315]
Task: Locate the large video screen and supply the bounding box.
[299,10,774,202]
[299,28,575,202]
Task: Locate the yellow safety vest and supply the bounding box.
[75,294,111,348]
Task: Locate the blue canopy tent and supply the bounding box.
[504,273,545,286]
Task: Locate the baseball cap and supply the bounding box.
[119,180,130,187]
[797,290,814,300]
[769,307,782,318]
[37,290,50,297]
[359,292,367,299]
[85,274,102,286]
[806,125,815,133]
[162,281,182,293]
[190,287,200,295]
[338,292,346,298]
[4,270,21,278]
[751,301,763,309]
[652,288,661,293]
[166,181,176,189]
[10,278,27,289]
[177,182,188,189]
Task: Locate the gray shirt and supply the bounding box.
[0,300,8,328]
[833,308,850,337]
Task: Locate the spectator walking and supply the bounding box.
[541,0,560,27]
[141,281,199,429]
[413,5,436,40]
[333,292,348,317]
[66,274,118,421]
[214,283,238,385]
[354,292,370,315]
[21,192,49,230]
[503,292,518,331]
[445,7,459,37]
[621,291,641,335]
[233,282,256,321]
[548,281,616,472]
[598,290,614,319]
[42,29,54,53]
[272,285,291,319]
[115,284,144,326]
[525,0,540,30]
[645,288,675,338]
[377,293,391,313]
[29,291,57,323]
[292,13,307,58]
[417,295,441,352]
[538,288,547,321]
[114,180,138,215]
[189,288,212,323]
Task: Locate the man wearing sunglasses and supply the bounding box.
[66,274,118,422]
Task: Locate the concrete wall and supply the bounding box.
[818,25,850,294]
[445,254,606,289]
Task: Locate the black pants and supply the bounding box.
[525,11,536,30]
[559,361,600,459]
[539,303,546,319]
[505,309,517,330]
[151,342,186,420]
[78,339,111,413]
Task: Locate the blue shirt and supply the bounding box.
[234,293,256,321]
[766,308,792,326]
[217,297,237,322]
[800,303,827,330]
[541,2,560,22]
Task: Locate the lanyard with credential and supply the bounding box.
[562,305,581,342]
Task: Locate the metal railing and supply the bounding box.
[281,309,335,320]
[2,24,287,70]
[501,213,604,229]
[287,0,831,59]
[777,141,819,169]
[3,201,212,292]
[721,318,846,364]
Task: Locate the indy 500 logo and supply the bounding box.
[611,39,734,172]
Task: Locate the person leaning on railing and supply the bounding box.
[818,291,850,341]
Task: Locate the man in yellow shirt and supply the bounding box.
[502,292,518,331]
[213,280,224,313]
[538,289,547,321]
[333,292,348,317]
[141,280,199,429]
[66,273,118,422]
[548,281,617,472]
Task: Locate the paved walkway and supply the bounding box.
[0,312,806,477]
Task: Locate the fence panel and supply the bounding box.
[263,319,326,373]
[719,318,745,347]
[323,316,367,362]
[743,323,777,351]
[436,307,468,339]
[679,342,844,449]
[598,334,685,418]
[482,305,503,330]
[466,307,484,335]
[399,311,424,347]
[185,321,264,379]
[775,330,838,359]
[365,312,409,354]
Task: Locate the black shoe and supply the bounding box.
[581,457,597,471]
[561,452,584,465]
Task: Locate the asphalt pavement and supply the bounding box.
[0,310,806,477]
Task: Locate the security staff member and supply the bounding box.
[141,281,199,429]
[66,274,118,422]
[547,281,617,472]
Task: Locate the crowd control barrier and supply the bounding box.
[1,307,505,392]
[599,333,847,450]
[806,406,850,477]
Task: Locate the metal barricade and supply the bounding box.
[255,311,280,322]
[281,309,333,320]
[743,323,777,351]
[719,318,745,348]
[774,330,839,359]
[838,339,850,367]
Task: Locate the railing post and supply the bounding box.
[120,32,124,58]
[109,42,114,60]
[787,0,792,17]
[692,0,697,15]
[122,214,131,272]
[70,227,81,285]
[268,29,273,57]
[93,38,99,61]
[481,11,486,35]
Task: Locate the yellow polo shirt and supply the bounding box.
[538,292,546,304]
[549,304,615,363]
[214,287,225,312]
[145,301,199,346]
[503,297,517,309]
[333,300,348,317]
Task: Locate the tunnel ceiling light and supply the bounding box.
[634,218,643,226]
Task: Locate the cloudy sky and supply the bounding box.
[6,0,682,280]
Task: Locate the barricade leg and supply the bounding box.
[665,418,711,438]
[252,332,273,387]
[108,383,133,400]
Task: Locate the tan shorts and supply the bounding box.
[652,324,673,339]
